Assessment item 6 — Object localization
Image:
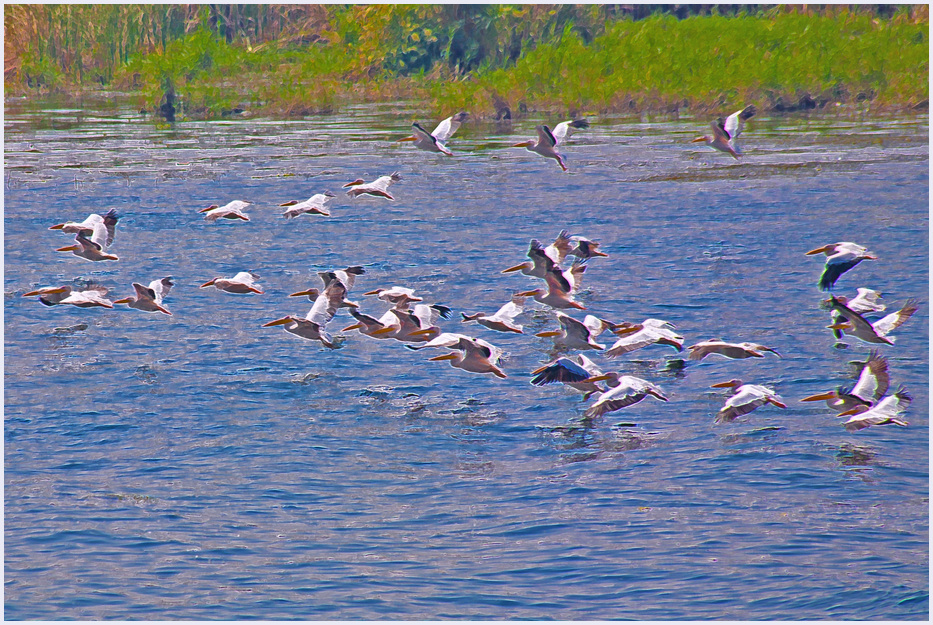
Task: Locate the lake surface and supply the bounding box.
[4,99,929,620]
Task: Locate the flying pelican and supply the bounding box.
[605,319,684,358]
[502,235,580,292]
[292,266,366,300]
[692,105,756,158]
[461,295,525,334]
[49,209,119,246]
[344,173,401,200]
[516,270,586,310]
[23,284,114,308]
[687,339,780,361]
[530,354,612,400]
[279,192,335,218]
[582,374,668,419]
[710,379,787,423]
[399,112,468,156]
[263,277,357,348]
[384,303,453,342]
[826,297,919,345]
[837,388,910,432]
[513,121,587,172]
[363,286,423,308]
[199,200,251,222]
[535,312,616,351]
[567,235,608,260]
[113,277,174,315]
[55,216,118,261]
[801,350,889,412]
[200,271,263,294]
[411,333,506,378]
[827,288,886,339]
[805,242,877,291]
[342,307,404,339]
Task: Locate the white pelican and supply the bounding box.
[291,266,366,301]
[263,276,357,348]
[535,312,616,351]
[399,111,468,156]
[688,339,780,361]
[411,333,506,378]
[801,350,889,413]
[805,242,877,291]
[710,379,786,423]
[605,319,684,358]
[692,105,756,158]
[23,284,114,308]
[530,354,611,400]
[49,209,119,246]
[363,286,423,308]
[200,271,263,294]
[461,295,525,334]
[516,270,586,310]
[513,123,580,172]
[837,388,910,432]
[344,173,401,200]
[828,288,886,339]
[113,277,174,315]
[568,235,608,260]
[384,303,453,342]
[503,233,572,280]
[279,192,335,218]
[826,297,919,345]
[56,217,118,261]
[343,307,403,339]
[582,374,668,419]
[199,200,251,222]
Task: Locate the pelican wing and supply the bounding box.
[536,125,558,149]
[872,300,919,337]
[551,119,589,146]
[431,112,467,144]
[132,282,157,303]
[844,389,911,432]
[530,357,592,386]
[722,105,756,139]
[850,351,889,404]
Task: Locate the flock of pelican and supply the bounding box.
[25,109,921,434]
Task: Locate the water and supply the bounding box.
[4,99,929,620]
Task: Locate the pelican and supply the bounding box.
[199,200,251,222]
[826,297,919,345]
[691,105,756,158]
[687,339,780,361]
[535,312,616,351]
[516,270,586,310]
[568,235,608,260]
[801,350,889,412]
[530,354,611,400]
[399,112,468,155]
[342,307,403,339]
[837,388,910,432]
[411,333,506,378]
[503,235,583,292]
[263,276,357,348]
[363,286,423,307]
[461,295,525,334]
[113,277,174,315]
[806,242,877,291]
[49,209,119,246]
[385,303,453,342]
[710,379,787,423]
[513,122,584,172]
[56,219,118,261]
[827,288,886,339]
[23,284,114,308]
[279,192,335,218]
[344,173,401,200]
[582,374,668,419]
[200,271,263,294]
[605,319,684,358]
[292,266,366,300]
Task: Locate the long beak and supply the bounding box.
[363,289,382,295]
[535,330,561,338]
[198,205,219,213]
[200,279,217,288]
[56,245,78,252]
[370,326,398,336]
[836,407,862,417]
[343,179,365,188]
[512,142,530,148]
[691,136,708,143]
[113,297,132,304]
[827,323,850,330]
[612,325,641,336]
[801,392,836,402]
[48,223,65,230]
[280,200,299,206]
[342,323,363,331]
[24,287,68,297]
[769,399,788,409]
[263,317,292,327]
[397,136,417,142]
[290,289,319,298]
[502,264,527,273]
[515,290,539,297]
[711,381,739,388]
[584,374,612,383]
[428,353,459,362]
[408,328,437,337]
[805,245,832,255]
[591,250,609,257]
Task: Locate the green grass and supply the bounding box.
[5,6,928,119]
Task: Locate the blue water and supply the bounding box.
[4,101,928,619]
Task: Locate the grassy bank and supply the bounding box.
[5,5,928,119]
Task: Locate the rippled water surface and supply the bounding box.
[4,100,929,620]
